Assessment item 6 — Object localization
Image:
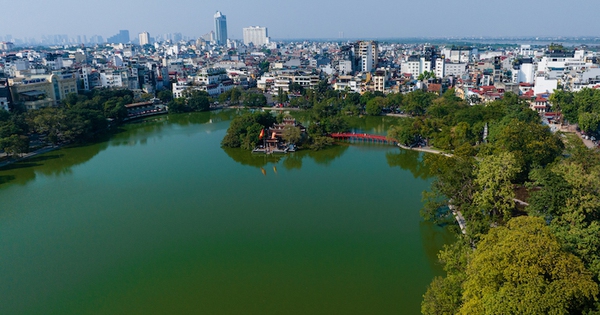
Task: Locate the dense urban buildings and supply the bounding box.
[106,30,130,44]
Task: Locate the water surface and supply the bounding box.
[0,111,453,314]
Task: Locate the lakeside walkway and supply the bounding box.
[0,145,61,169]
[448,203,467,235]
[396,143,453,157]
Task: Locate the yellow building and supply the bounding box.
[9,72,78,110]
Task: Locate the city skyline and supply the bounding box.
[1,0,600,42]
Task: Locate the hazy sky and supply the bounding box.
[1,0,598,40]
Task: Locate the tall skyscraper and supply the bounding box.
[243,26,269,46]
[139,31,150,45]
[214,11,227,46]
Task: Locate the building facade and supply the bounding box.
[214,11,228,46]
[243,26,268,46]
[139,32,150,46]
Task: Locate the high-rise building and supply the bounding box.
[357,41,378,72]
[107,30,130,44]
[243,26,269,46]
[214,11,227,46]
[139,32,150,45]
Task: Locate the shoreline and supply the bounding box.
[0,145,62,169]
[397,143,454,157]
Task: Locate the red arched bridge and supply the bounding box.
[330,133,398,145]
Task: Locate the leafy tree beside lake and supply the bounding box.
[221,111,276,150]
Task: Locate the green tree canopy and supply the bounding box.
[459,216,598,315]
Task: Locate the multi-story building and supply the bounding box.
[0,42,14,51]
[214,11,228,46]
[139,32,150,46]
[8,72,77,110]
[0,77,11,111]
[243,26,269,46]
[107,30,130,44]
[357,41,378,73]
[373,69,386,92]
[444,62,467,77]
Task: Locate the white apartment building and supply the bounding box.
[243,26,269,46]
[435,58,445,78]
[401,56,420,75]
[338,60,353,75]
[139,32,150,46]
[444,62,467,77]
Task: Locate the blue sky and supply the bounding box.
[1,0,598,40]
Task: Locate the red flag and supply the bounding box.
[259,129,264,139]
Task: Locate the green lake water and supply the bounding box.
[0,110,453,314]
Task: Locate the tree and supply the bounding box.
[221,112,276,149]
[578,112,600,135]
[282,125,302,145]
[487,118,564,179]
[289,82,304,94]
[243,93,267,107]
[188,94,210,111]
[365,96,387,116]
[0,134,29,157]
[168,98,187,113]
[402,89,436,115]
[157,90,173,104]
[387,117,420,146]
[472,152,520,223]
[258,61,270,74]
[307,135,334,150]
[459,216,598,315]
[418,71,436,81]
[230,87,242,105]
[422,240,470,315]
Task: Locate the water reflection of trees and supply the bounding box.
[0,140,110,187]
[223,144,349,170]
[110,110,237,147]
[386,149,432,179]
[419,221,456,273]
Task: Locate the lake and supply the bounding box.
[0,110,453,314]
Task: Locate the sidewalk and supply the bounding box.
[0,145,61,169]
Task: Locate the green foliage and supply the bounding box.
[365,97,387,116]
[422,240,470,315]
[486,118,564,180]
[167,98,187,113]
[459,216,598,315]
[0,134,29,156]
[282,125,302,144]
[188,93,210,111]
[258,61,270,74]
[418,71,436,81]
[289,82,304,94]
[307,135,334,150]
[157,90,173,103]
[549,88,600,127]
[402,89,436,115]
[243,93,267,108]
[579,112,600,134]
[221,112,276,149]
[388,118,420,146]
[421,153,476,226]
[472,152,520,223]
